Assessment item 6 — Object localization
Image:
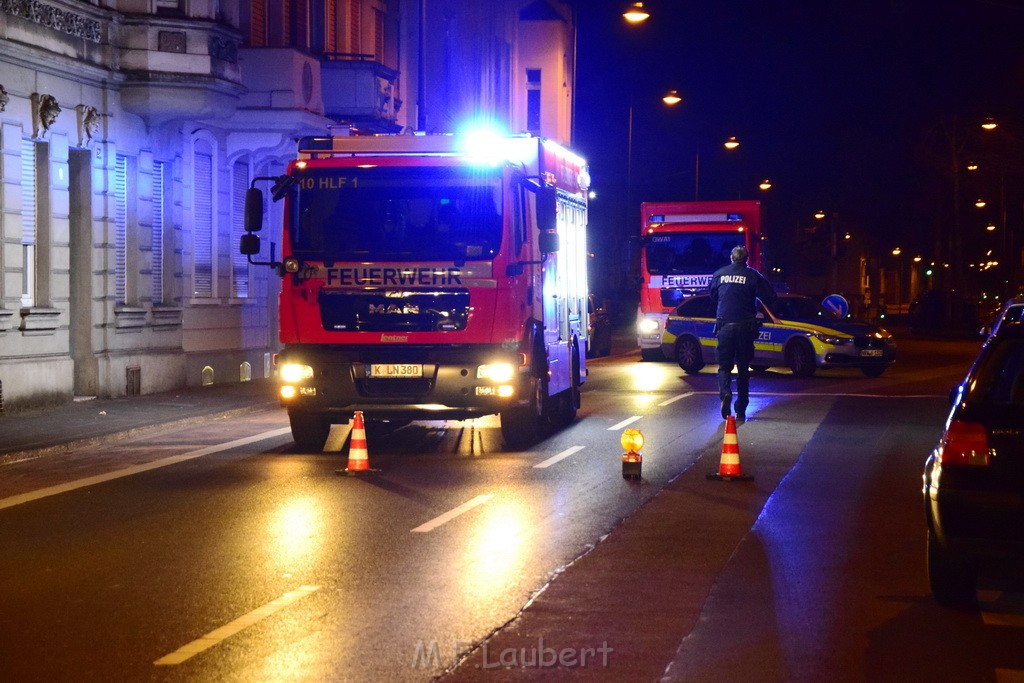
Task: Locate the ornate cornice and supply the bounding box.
[1,0,102,43]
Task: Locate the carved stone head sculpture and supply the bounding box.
[80,105,101,146]
[0,85,9,113]
[31,93,62,138]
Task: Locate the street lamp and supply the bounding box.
[661,90,681,105]
[759,179,772,191]
[623,5,652,228]
[622,2,650,24]
[693,136,741,200]
[982,117,999,131]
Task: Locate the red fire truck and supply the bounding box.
[240,131,591,450]
[636,200,763,360]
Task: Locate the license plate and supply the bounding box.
[860,349,883,357]
[369,364,422,378]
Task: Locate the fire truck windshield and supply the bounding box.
[645,232,744,275]
[289,166,503,262]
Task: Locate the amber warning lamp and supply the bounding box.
[621,428,645,479]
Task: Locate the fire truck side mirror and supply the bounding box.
[244,188,264,233]
[539,230,560,254]
[270,175,297,202]
[239,233,262,256]
[537,186,557,233]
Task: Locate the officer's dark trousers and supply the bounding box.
[716,321,756,411]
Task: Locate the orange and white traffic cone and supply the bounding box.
[338,411,378,475]
[707,415,753,481]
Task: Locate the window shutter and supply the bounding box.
[115,154,128,305]
[231,161,249,298]
[193,148,214,297]
[21,139,37,308]
[152,161,166,304]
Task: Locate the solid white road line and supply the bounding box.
[608,416,642,430]
[0,427,292,511]
[153,585,320,666]
[534,446,585,469]
[659,392,693,406]
[411,494,493,533]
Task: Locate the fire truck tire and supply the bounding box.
[552,346,582,426]
[500,374,547,449]
[288,410,330,452]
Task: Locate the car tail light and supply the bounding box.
[939,419,991,467]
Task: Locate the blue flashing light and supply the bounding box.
[457,122,512,166]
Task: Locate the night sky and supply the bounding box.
[572,0,1024,294]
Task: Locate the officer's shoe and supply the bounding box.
[721,399,731,420]
[735,410,746,423]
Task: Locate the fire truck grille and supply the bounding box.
[358,378,434,397]
[319,289,471,332]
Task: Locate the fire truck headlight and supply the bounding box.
[279,363,314,383]
[477,362,516,383]
[638,317,660,334]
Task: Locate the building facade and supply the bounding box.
[0,0,575,411]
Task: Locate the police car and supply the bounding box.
[661,293,897,377]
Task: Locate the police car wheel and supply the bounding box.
[861,365,887,378]
[676,337,705,374]
[786,340,816,377]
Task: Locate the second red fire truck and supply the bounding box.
[636,200,764,360]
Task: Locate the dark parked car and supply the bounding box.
[923,320,1024,607]
[587,294,612,358]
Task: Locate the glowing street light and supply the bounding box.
[981,117,998,131]
[975,198,987,208]
[986,223,997,231]
[661,89,682,105]
[892,247,902,256]
[723,136,740,150]
[759,179,772,191]
[814,210,826,220]
[622,2,650,23]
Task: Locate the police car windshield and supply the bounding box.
[646,232,741,275]
[289,166,503,262]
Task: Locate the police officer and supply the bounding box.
[709,246,776,422]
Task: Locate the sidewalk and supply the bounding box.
[0,380,279,465]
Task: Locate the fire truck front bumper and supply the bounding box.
[275,344,527,421]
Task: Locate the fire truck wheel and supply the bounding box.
[553,346,582,426]
[288,410,330,452]
[500,375,548,449]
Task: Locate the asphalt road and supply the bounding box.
[3,335,1022,681]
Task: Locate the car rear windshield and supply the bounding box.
[971,338,1024,406]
